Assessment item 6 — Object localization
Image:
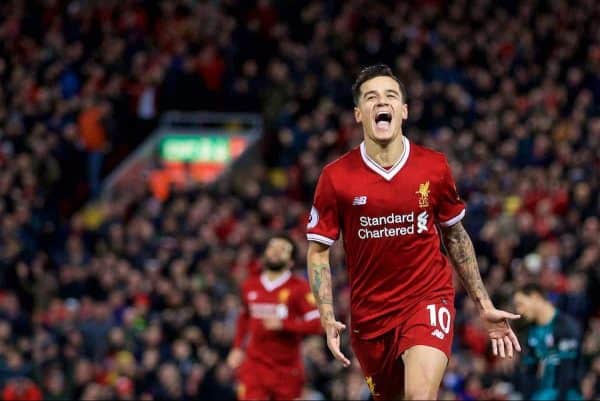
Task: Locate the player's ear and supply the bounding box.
[401,103,408,120]
[354,106,362,123]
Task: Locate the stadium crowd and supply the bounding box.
[0,0,599,399]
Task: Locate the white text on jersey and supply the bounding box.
[358,211,429,239]
[249,303,289,319]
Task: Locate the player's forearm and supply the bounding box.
[307,243,336,325]
[310,265,336,326]
[441,222,493,311]
[233,310,249,348]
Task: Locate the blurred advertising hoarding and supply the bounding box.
[102,112,261,201]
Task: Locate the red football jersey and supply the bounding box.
[306,137,465,339]
[233,271,322,370]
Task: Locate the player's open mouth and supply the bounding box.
[375,111,392,130]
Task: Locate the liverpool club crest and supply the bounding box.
[416,181,430,208]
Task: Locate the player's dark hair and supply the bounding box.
[270,232,298,261]
[352,64,407,105]
[516,283,547,299]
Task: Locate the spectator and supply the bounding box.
[78,98,112,198]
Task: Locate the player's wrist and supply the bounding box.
[476,297,495,313]
[321,316,338,327]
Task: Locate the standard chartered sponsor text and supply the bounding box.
[358,212,423,239]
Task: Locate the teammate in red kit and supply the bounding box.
[306,64,522,400]
[227,234,322,400]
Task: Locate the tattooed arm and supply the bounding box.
[441,222,522,358]
[307,241,335,322]
[307,241,350,367]
[440,222,493,311]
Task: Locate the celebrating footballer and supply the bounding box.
[306,64,522,400]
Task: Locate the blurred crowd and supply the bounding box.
[0,0,600,399]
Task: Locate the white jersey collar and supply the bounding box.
[360,136,410,181]
[260,270,292,292]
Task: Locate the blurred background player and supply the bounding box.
[227,234,322,400]
[513,283,584,401]
[306,64,522,400]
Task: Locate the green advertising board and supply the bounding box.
[159,135,235,163]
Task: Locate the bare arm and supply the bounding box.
[440,221,521,358]
[307,241,350,366]
[307,241,335,323]
[440,222,493,311]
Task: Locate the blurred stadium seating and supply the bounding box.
[0,0,599,399]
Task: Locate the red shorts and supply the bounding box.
[237,361,303,400]
[351,296,455,400]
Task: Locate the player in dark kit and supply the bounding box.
[513,284,583,400]
[227,234,322,400]
[306,64,522,400]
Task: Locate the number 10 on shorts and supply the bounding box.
[426,304,451,334]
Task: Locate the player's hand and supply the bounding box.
[226,347,245,369]
[324,320,351,367]
[262,317,283,330]
[480,307,522,359]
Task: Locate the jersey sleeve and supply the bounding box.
[516,336,539,399]
[306,168,340,246]
[554,315,583,400]
[233,285,250,348]
[296,281,321,322]
[435,157,466,227]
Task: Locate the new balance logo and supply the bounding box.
[431,329,445,340]
[352,196,367,205]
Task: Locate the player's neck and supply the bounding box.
[536,303,556,325]
[364,134,405,168]
[264,269,289,282]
